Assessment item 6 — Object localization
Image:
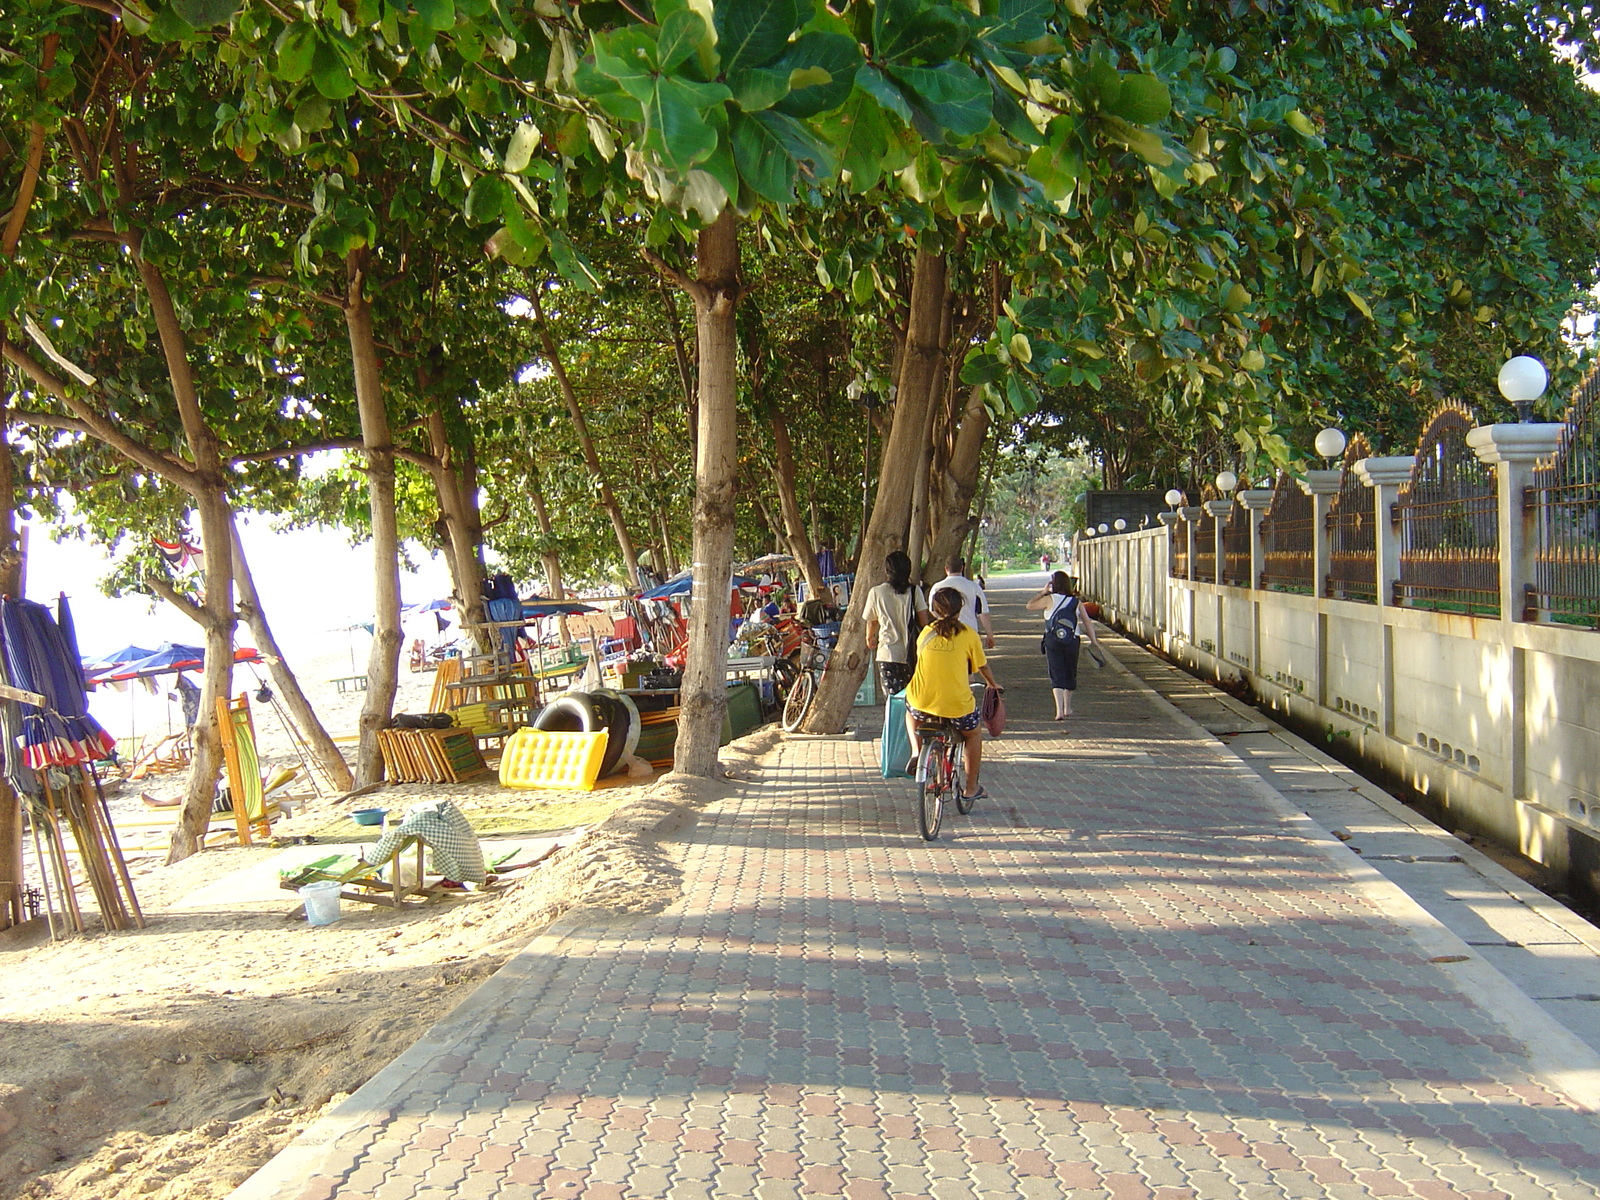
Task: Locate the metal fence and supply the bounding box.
[1528,366,1600,627]
[1221,504,1251,586]
[1170,521,1188,579]
[1394,404,1500,615]
[1193,510,1216,583]
[1259,472,1314,593]
[1325,434,1377,603]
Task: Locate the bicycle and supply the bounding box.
[911,716,974,841]
[780,628,827,732]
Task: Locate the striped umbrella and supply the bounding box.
[0,597,117,768]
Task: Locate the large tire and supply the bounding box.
[533,692,623,776]
[592,688,641,761]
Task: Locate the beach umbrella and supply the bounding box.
[102,642,206,680]
[638,573,755,601]
[0,597,117,767]
[519,598,600,618]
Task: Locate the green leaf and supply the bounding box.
[464,173,511,224]
[889,62,992,138]
[413,0,455,34]
[827,89,891,192]
[771,32,860,118]
[171,0,239,29]
[276,26,316,83]
[875,0,968,65]
[591,27,660,102]
[960,351,1005,385]
[656,8,706,72]
[729,66,792,112]
[644,76,722,175]
[1100,117,1172,166]
[1240,348,1266,372]
[1344,288,1374,319]
[855,64,913,124]
[311,41,357,100]
[985,0,1050,45]
[731,109,834,202]
[294,93,333,133]
[1104,75,1170,125]
[714,0,805,77]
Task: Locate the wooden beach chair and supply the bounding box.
[216,693,275,845]
[128,730,191,779]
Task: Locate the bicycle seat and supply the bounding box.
[913,717,958,733]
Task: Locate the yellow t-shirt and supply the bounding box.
[904,624,985,717]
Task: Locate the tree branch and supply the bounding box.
[1,338,201,488]
[144,574,211,628]
[640,246,703,301]
[229,438,437,470]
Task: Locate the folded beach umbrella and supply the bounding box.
[0,597,117,768]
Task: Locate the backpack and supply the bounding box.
[1043,596,1079,650]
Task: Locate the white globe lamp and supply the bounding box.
[1497,355,1547,422]
[1214,470,1238,494]
[1097,523,1109,534]
[1113,518,1127,532]
[1164,488,1184,508]
[1313,427,1346,462]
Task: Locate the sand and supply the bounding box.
[0,652,785,1200]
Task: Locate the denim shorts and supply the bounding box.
[908,705,981,733]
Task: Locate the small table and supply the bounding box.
[332,675,369,694]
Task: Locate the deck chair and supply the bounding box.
[278,843,528,910]
[129,730,192,779]
[216,692,274,845]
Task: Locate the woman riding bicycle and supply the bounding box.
[904,586,1001,804]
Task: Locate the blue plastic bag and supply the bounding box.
[880,690,913,778]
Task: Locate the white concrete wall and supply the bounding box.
[1079,526,1600,897]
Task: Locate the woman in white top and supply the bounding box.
[863,550,932,696]
[1026,570,1102,721]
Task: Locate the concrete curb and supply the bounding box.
[1098,634,1600,1114]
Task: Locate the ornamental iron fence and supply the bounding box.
[1325,434,1377,604]
[1170,522,1188,579]
[1527,365,1600,628]
[1221,502,1251,586]
[1394,404,1499,615]
[1259,472,1314,593]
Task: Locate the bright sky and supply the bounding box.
[29,515,455,656]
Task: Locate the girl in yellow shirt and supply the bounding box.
[905,587,1002,802]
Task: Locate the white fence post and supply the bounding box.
[1355,456,1416,607]
[1467,422,1564,799]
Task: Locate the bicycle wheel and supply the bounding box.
[953,741,976,813]
[769,656,800,714]
[782,670,816,732]
[917,740,945,841]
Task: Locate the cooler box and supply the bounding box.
[879,690,912,779]
[720,680,762,744]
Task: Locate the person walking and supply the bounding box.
[930,555,995,649]
[864,550,930,696]
[1026,571,1101,721]
[904,587,1002,803]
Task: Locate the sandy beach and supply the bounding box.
[0,655,779,1200]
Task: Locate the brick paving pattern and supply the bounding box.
[262,603,1600,1200]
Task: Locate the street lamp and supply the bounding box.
[1214,470,1238,495]
[1083,527,1095,538]
[1497,355,1547,423]
[1313,427,1346,463]
[1113,518,1127,532]
[1097,523,1109,534]
[1164,488,1184,508]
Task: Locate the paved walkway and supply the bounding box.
[238,577,1600,1200]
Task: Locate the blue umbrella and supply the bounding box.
[0,597,116,767]
[638,574,755,600]
[85,644,160,671]
[102,642,207,681]
[520,598,599,618]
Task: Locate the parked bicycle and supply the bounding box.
[781,633,827,732]
[911,715,976,840]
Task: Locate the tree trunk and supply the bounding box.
[526,462,571,642]
[805,246,950,733]
[0,387,21,927]
[425,401,490,652]
[656,504,680,576]
[531,290,642,585]
[344,248,403,786]
[673,209,741,778]
[128,251,238,865]
[923,385,991,580]
[228,519,354,792]
[769,413,828,598]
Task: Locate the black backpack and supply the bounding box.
[1045,596,1079,647]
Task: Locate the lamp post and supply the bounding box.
[1206,470,1238,587]
[1497,355,1547,423]
[1302,426,1345,601]
[1113,518,1126,532]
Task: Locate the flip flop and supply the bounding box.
[961,787,988,802]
